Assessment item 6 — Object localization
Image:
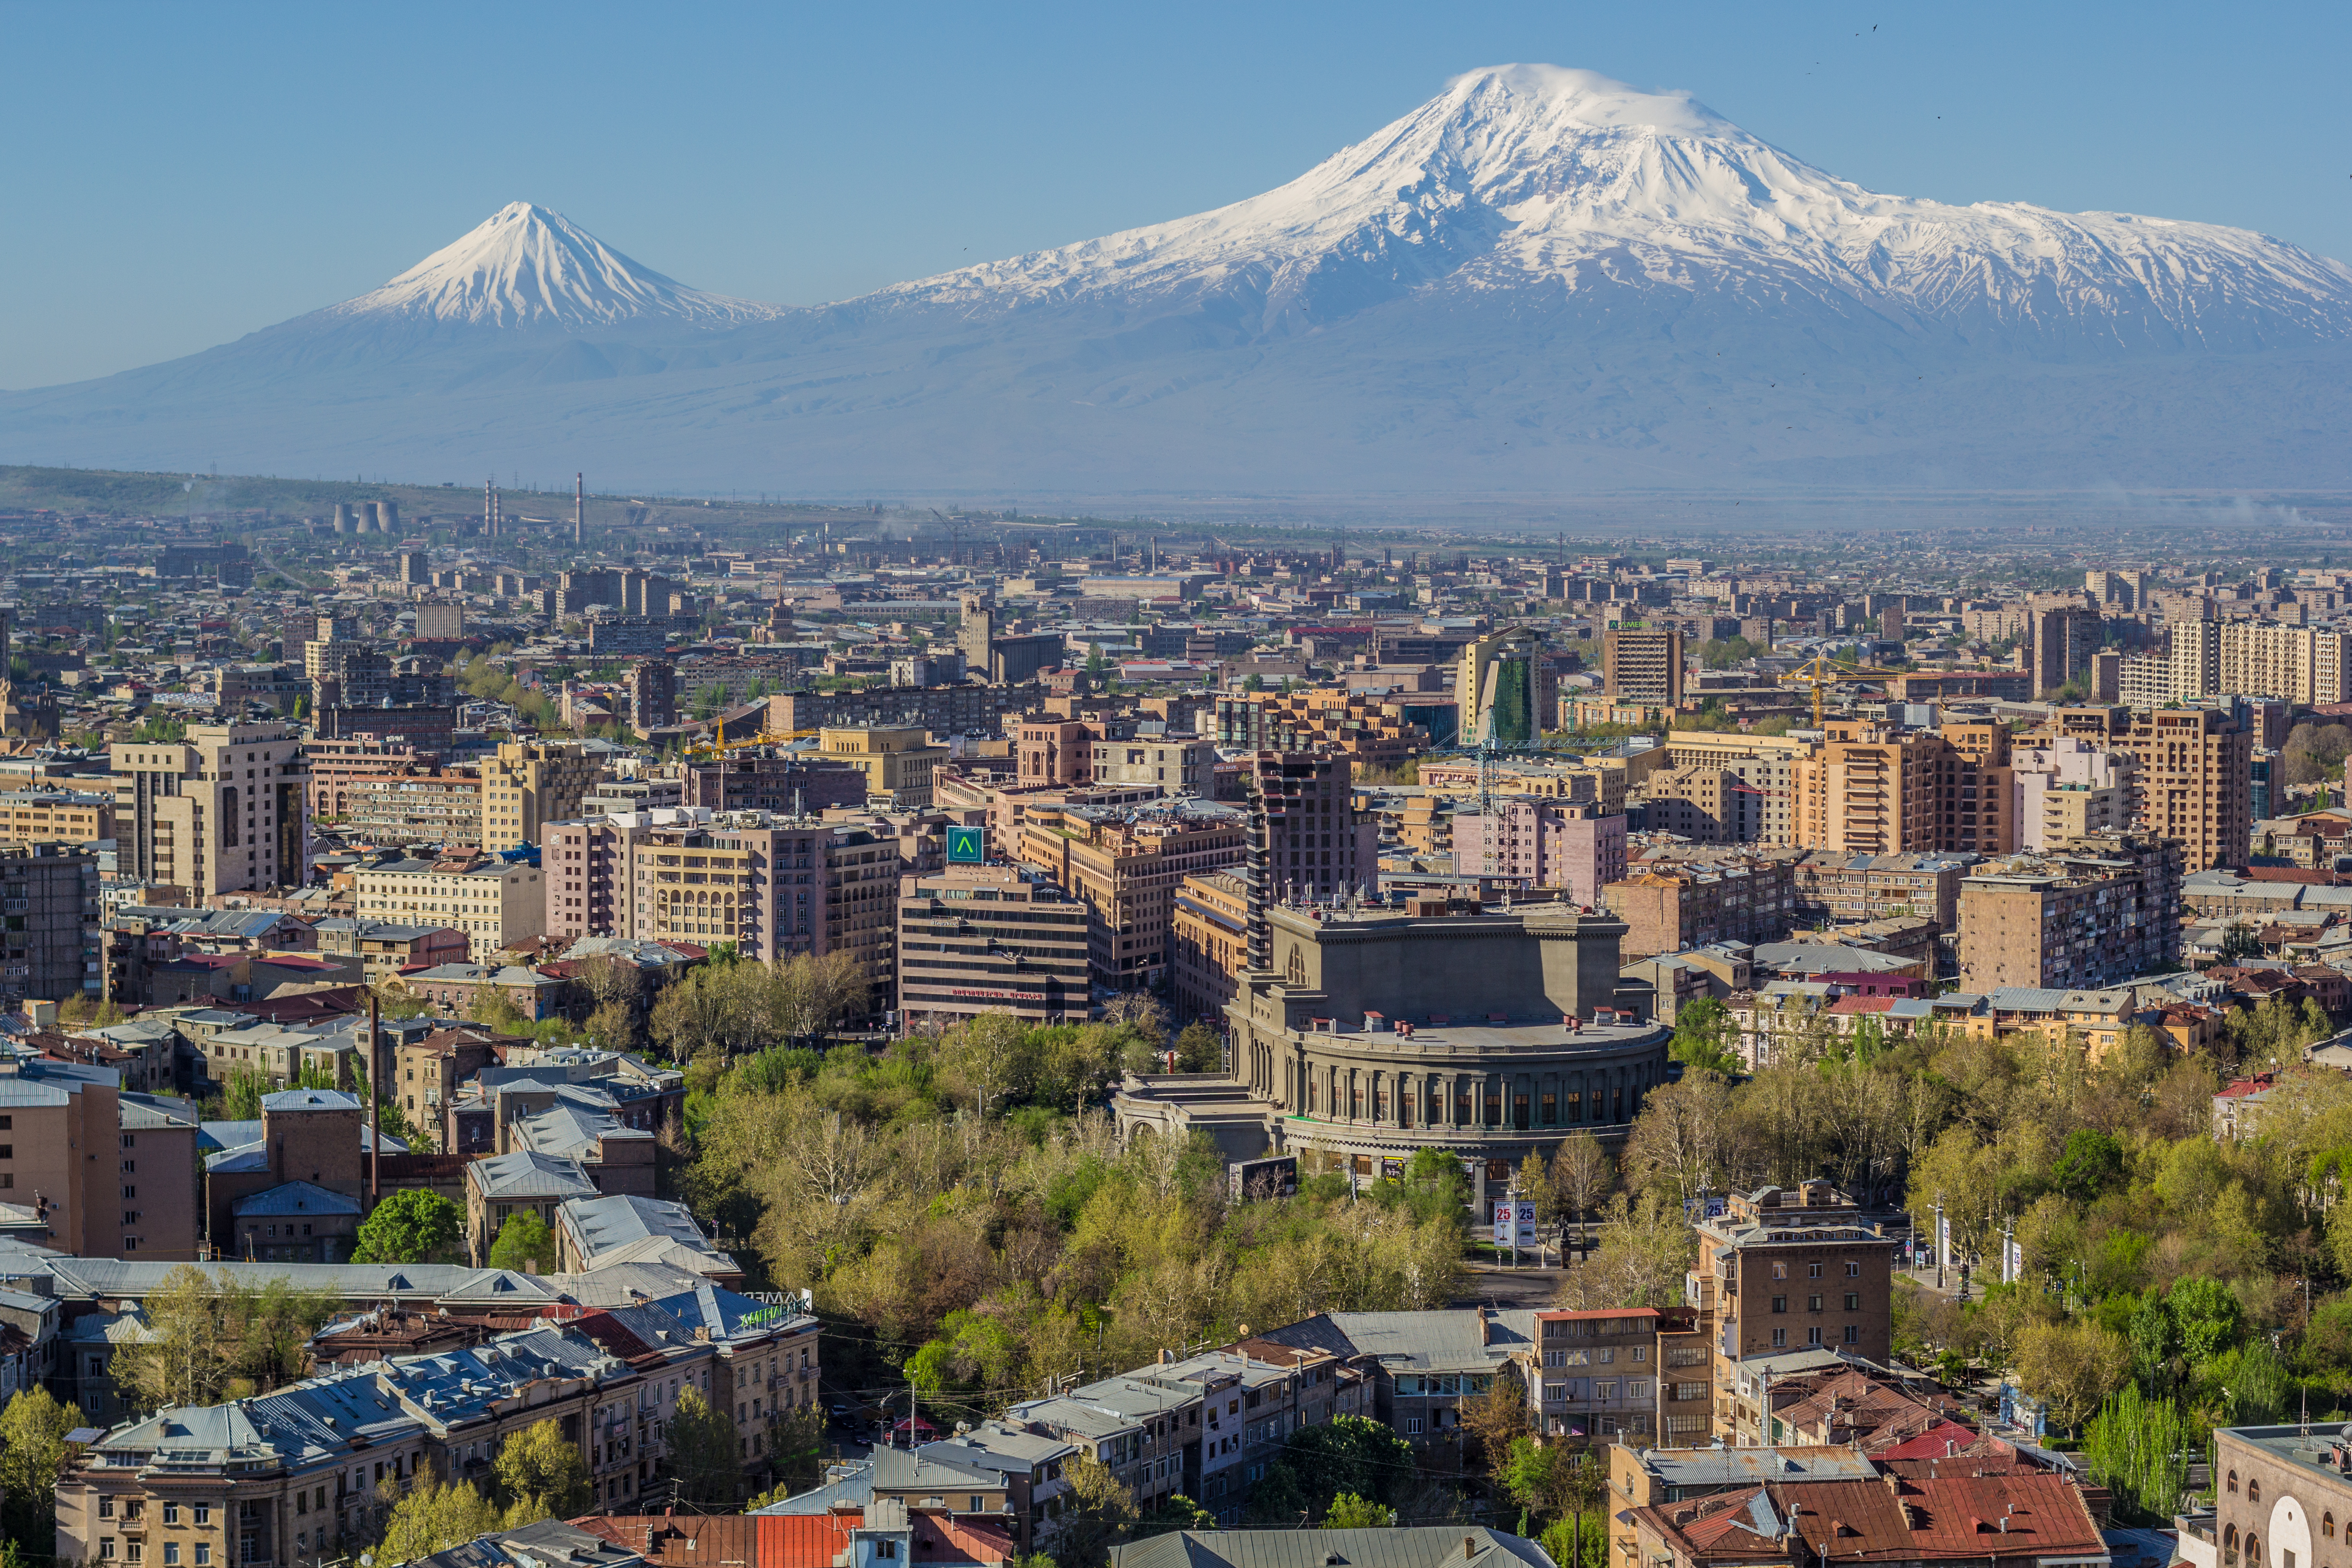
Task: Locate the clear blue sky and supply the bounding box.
[6,0,2349,390]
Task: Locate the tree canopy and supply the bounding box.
[353,1189,466,1265]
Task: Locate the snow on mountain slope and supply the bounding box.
[6,67,2352,495]
[329,201,780,329]
[874,65,2352,351]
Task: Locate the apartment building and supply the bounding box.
[0,788,114,846]
[1956,833,2182,992]
[1788,850,1970,931]
[1451,799,1627,903]
[111,720,307,896]
[304,737,438,817]
[2027,603,2102,697]
[680,755,870,816]
[480,740,602,852]
[1171,870,1250,1026]
[0,841,101,1004]
[1250,752,1379,904]
[1090,734,1218,794]
[2010,735,2138,853]
[354,851,544,961]
[333,773,484,846]
[897,864,1091,1026]
[1016,800,1246,990]
[817,726,949,808]
[1656,730,1815,845]
[545,811,902,987]
[1212,690,1432,772]
[1686,1181,1899,1443]
[2220,621,2352,706]
[1789,720,2014,857]
[0,1042,202,1259]
[1600,625,1683,707]
[2042,706,2252,871]
[1606,858,1798,960]
[1637,766,1752,843]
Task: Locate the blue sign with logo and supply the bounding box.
[946,825,985,864]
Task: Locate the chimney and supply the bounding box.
[1462,1538,1479,1560]
[1476,1305,1490,1344]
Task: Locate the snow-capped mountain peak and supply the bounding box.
[331,201,776,329]
[884,64,2352,348]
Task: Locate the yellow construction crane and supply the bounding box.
[689,717,818,758]
[1777,652,1877,728]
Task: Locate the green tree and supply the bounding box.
[352,1189,465,1264]
[1173,1021,1224,1074]
[2053,1129,2125,1200]
[2015,1319,2132,1436]
[666,1384,743,1506]
[487,1211,557,1274]
[0,1385,85,1548]
[2166,1277,2244,1365]
[1249,1415,1417,1524]
[1668,999,1743,1077]
[1055,1452,1141,1568]
[493,1417,591,1516]
[2085,1384,2193,1525]
[1323,1494,1397,1528]
[766,1405,828,1494]
[375,1480,534,1565]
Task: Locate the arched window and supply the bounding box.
[2323,1513,2334,1540]
[2228,1529,2240,1549]
[222,785,239,848]
[2251,1480,2262,1504]
[2248,1534,2260,1568]
[2230,1472,2240,1495]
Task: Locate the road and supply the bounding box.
[1453,1257,1564,1310]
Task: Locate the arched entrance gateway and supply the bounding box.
[1112,894,1671,1211]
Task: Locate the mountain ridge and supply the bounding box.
[5,64,2351,495]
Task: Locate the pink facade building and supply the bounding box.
[1452,799,1627,906]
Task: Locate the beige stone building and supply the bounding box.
[0,1044,202,1260]
[353,850,544,960]
[1685,1181,1899,1443]
[1170,870,1250,1026]
[111,721,308,896]
[817,725,948,808]
[2043,705,2253,871]
[0,787,114,846]
[898,864,1090,1027]
[1016,801,1245,991]
[1789,719,2015,857]
[479,740,602,852]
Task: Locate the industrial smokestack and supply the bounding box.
[574,473,584,546]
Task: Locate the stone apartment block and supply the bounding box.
[1016,800,1246,991]
[1452,799,1626,904]
[480,740,602,853]
[1171,870,1249,1026]
[111,721,307,898]
[1606,858,1798,961]
[0,1044,201,1260]
[898,865,1090,1027]
[1957,833,2182,992]
[353,851,544,962]
[2043,705,2253,872]
[1686,1181,1900,1444]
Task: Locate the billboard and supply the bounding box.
[1493,1200,1514,1247]
[946,825,985,864]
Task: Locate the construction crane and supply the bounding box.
[689,717,818,759]
[1777,652,1878,728]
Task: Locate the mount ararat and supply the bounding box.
[8,65,2352,498]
